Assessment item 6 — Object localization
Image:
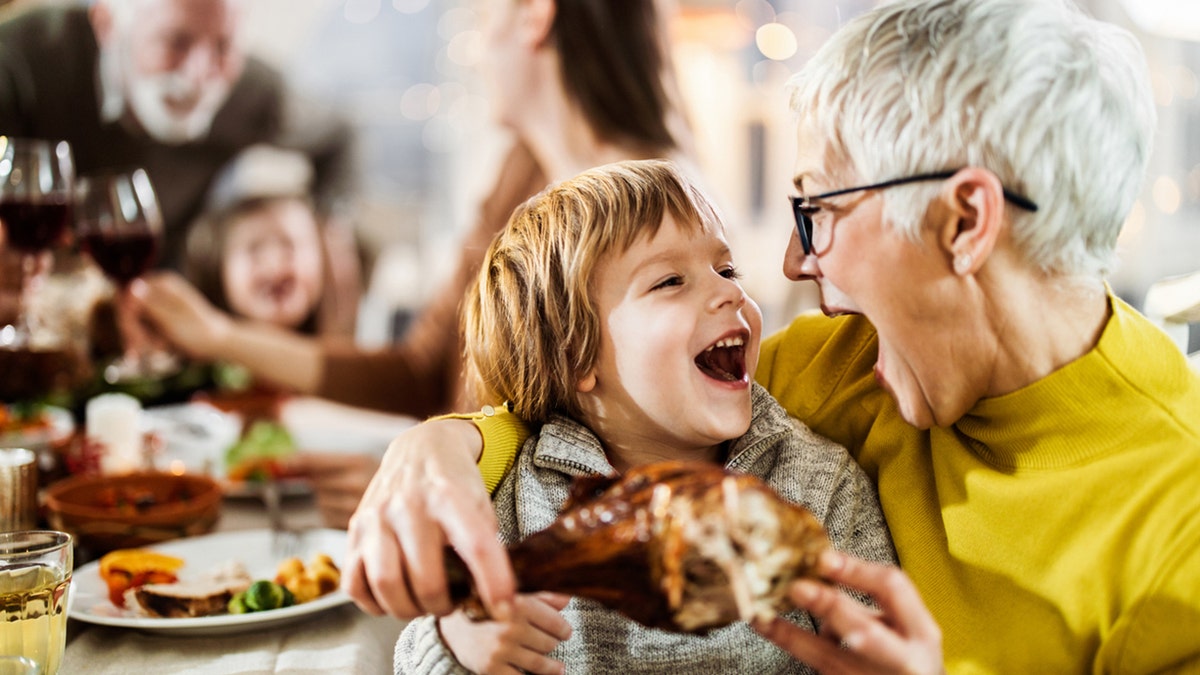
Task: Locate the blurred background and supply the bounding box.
[9,0,1199,346]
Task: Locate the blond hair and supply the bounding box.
[463,159,723,424]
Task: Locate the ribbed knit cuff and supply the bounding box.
[395,615,471,674]
[429,404,530,495]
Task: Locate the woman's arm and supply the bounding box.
[131,271,326,393]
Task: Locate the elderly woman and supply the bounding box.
[343,0,1200,672]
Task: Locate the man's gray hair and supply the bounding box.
[787,0,1156,277]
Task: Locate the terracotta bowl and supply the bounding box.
[44,471,222,554]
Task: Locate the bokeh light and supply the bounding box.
[1117,200,1146,249]
[437,7,476,41]
[400,83,440,121]
[446,29,483,68]
[343,0,381,24]
[392,0,430,14]
[756,22,798,61]
[1152,175,1182,214]
[735,0,775,30]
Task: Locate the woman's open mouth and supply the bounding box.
[694,332,748,383]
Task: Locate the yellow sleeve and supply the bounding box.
[757,311,884,455]
[430,404,530,495]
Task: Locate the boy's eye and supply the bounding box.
[651,275,683,291]
[719,265,741,280]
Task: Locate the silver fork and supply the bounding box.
[261,478,305,558]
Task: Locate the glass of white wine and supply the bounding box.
[0,531,72,675]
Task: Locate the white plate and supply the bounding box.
[0,406,75,448]
[69,528,351,636]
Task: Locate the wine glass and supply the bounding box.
[0,136,74,348]
[75,168,175,383]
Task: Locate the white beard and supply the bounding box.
[126,69,231,145]
[101,37,232,145]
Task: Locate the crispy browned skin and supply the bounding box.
[449,460,829,634]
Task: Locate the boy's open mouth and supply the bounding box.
[694,333,748,382]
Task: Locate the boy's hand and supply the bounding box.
[439,592,573,675]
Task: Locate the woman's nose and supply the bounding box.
[783,234,820,281]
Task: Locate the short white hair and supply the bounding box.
[787,0,1156,277]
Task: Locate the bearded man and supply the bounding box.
[0,0,359,271]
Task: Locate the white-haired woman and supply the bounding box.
[343,0,1200,672]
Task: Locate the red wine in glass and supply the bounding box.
[75,168,175,382]
[0,137,74,348]
[80,228,159,287]
[0,199,71,252]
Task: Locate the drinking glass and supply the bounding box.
[0,137,74,348]
[75,169,175,383]
[0,531,72,675]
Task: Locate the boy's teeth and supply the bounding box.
[705,336,745,352]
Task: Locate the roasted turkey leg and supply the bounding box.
[447,460,830,634]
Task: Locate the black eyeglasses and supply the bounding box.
[790,170,1039,256]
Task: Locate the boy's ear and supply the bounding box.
[935,167,1006,276]
[575,369,597,394]
[519,0,556,48]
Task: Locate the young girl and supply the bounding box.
[394,160,895,674]
[184,193,332,336]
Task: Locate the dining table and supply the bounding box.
[57,395,416,675]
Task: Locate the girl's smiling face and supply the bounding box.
[576,213,761,471]
[221,198,324,329]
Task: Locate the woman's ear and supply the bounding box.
[937,167,1007,276]
[519,0,557,47]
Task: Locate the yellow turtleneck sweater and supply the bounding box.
[473,292,1200,672]
[757,293,1200,673]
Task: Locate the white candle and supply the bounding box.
[87,393,144,474]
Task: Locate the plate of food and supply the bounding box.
[142,402,243,477]
[0,403,75,449]
[68,528,351,635]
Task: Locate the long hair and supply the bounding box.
[552,0,678,151]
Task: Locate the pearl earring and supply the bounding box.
[954,253,973,275]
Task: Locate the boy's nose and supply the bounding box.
[708,275,746,312]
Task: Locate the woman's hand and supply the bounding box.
[128,271,230,361]
[439,592,572,675]
[342,418,516,620]
[283,451,380,529]
[754,551,944,674]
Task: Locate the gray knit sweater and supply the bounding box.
[395,384,896,674]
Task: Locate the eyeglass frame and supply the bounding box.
[790,170,1039,256]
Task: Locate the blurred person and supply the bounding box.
[132,0,696,526]
[186,194,327,334]
[0,0,361,283]
[341,0,1200,672]
[185,146,356,338]
[135,0,691,412]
